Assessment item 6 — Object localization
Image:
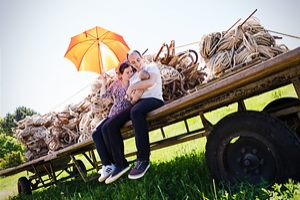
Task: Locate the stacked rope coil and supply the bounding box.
[145,40,207,102]
[15,80,113,161]
[199,17,289,79]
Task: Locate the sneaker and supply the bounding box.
[128,160,150,180]
[105,165,130,184]
[98,167,103,175]
[98,164,115,182]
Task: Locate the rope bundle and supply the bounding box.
[145,41,207,102]
[199,17,289,78]
[15,80,113,161]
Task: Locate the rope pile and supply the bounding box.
[15,80,113,161]
[144,40,207,102]
[199,17,289,79]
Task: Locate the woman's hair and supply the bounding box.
[118,61,131,74]
[127,50,142,59]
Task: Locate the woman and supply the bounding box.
[104,50,164,184]
[92,61,133,183]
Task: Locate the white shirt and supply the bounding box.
[130,63,164,101]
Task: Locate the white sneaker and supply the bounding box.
[98,167,103,175]
[98,164,115,182]
[105,166,130,184]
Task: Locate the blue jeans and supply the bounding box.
[102,98,164,168]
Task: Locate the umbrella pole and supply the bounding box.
[97,42,104,74]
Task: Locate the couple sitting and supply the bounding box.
[92,50,164,184]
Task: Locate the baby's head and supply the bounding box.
[139,70,150,80]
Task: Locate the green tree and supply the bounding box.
[0,106,37,136]
[15,106,37,122]
[0,134,24,169]
[0,113,16,136]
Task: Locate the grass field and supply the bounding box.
[1,84,300,200]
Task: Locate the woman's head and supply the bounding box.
[118,61,133,81]
[127,50,143,71]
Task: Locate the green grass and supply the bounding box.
[5,152,300,200]
[0,172,27,199]
[1,84,299,200]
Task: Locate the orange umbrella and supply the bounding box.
[64,26,130,74]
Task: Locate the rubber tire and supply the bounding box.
[263,97,300,138]
[205,111,300,185]
[72,159,87,176]
[18,177,32,195]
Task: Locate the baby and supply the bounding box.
[126,70,150,104]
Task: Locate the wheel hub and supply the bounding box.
[225,136,277,184]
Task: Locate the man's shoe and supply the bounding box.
[98,164,115,182]
[105,165,130,184]
[128,160,150,180]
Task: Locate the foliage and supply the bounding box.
[0,134,25,169]
[0,106,37,136]
[262,179,300,200]
[0,113,16,136]
[0,134,24,158]
[0,151,24,170]
[14,106,37,122]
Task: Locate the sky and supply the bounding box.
[0,0,300,117]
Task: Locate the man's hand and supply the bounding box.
[126,85,134,97]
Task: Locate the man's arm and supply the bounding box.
[126,72,158,95]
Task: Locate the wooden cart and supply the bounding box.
[1,47,300,195]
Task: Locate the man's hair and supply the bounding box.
[127,50,142,59]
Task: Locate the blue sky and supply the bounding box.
[1,0,300,117]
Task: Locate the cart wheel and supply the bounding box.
[72,159,87,176]
[18,177,32,195]
[205,111,300,185]
[263,97,300,138]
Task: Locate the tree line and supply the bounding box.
[0,106,37,169]
[0,106,37,136]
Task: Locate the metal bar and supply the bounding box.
[160,127,166,138]
[124,130,207,158]
[199,112,213,132]
[238,100,247,111]
[269,105,300,117]
[292,77,300,99]
[90,150,99,172]
[70,155,88,182]
[267,30,300,40]
[49,162,58,183]
[225,18,241,34]
[31,165,46,187]
[82,152,96,168]
[184,119,190,133]
[240,9,258,27]
[42,165,55,184]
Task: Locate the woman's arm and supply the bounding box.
[101,77,116,98]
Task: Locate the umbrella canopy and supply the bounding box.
[64,26,130,74]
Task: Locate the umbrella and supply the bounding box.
[64,26,130,74]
